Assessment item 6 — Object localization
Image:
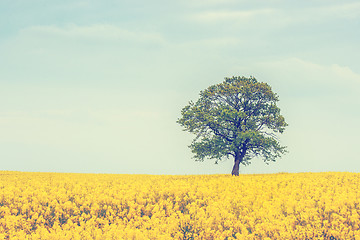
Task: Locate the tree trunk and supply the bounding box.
[231,150,246,176]
[231,158,241,176]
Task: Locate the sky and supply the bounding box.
[1,0,359,175]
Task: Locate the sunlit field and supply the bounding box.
[1,171,360,239]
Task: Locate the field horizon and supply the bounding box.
[2,169,357,176]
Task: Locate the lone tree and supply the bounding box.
[177,76,287,176]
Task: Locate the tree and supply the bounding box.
[177,76,288,176]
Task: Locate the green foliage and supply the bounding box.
[177,76,288,168]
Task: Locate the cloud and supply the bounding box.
[178,37,242,49]
[185,1,360,36]
[316,2,360,20]
[0,24,171,86]
[19,24,166,44]
[181,0,237,7]
[189,9,275,22]
[255,58,360,98]
[277,2,360,27]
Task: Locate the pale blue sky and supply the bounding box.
[1,0,359,174]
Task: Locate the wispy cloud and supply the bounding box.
[317,2,360,19]
[20,24,166,44]
[278,2,360,26]
[178,37,242,49]
[181,0,237,8]
[256,58,360,99]
[187,2,360,30]
[189,9,275,22]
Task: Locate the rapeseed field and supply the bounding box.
[0,171,359,239]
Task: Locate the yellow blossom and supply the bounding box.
[0,171,360,239]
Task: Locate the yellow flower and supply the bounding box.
[1,171,360,239]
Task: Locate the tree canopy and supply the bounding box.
[177,76,288,175]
